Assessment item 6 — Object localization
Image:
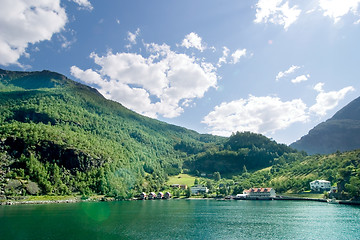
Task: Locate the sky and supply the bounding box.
[1,0,360,144]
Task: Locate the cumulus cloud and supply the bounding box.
[71,43,218,118]
[202,95,309,136]
[181,32,206,52]
[0,0,67,66]
[276,65,300,81]
[217,47,247,67]
[231,49,247,64]
[310,82,355,116]
[72,0,93,11]
[217,47,230,67]
[291,74,310,83]
[127,28,140,44]
[319,0,360,23]
[254,0,301,30]
[203,83,355,136]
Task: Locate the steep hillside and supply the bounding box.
[0,69,299,198]
[229,149,360,200]
[0,69,224,198]
[291,96,360,155]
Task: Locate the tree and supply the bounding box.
[194,178,199,185]
[185,187,191,198]
[214,172,221,181]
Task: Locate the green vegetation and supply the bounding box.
[1,69,360,201]
[167,174,196,186]
[0,69,224,199]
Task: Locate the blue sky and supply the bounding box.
[1,0,360,144]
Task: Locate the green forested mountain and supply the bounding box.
[0,69,224,197]
[185,131,297,175]
[291,96,360,155]
[1,69,359,200]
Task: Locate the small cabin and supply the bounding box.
[164,192,171,199]
[180,184,188,190]
[139,192,147,200]
[157,192,164,199]
[148,192,156,200]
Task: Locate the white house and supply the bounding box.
[310,180,331,192]
[191,185,209,195]
[243,188,276,199]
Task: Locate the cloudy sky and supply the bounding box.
[1,0,360,144]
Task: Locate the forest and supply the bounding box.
[0,69,359,200]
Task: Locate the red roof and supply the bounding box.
[244,188,272,193]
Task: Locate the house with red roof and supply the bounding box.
[243,188,276,199]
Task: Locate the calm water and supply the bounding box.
[1,199,360,240]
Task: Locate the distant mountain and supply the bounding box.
[291,96,360,155]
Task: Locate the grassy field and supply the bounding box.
[167,173,197,187]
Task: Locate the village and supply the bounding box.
[136,179,338,201]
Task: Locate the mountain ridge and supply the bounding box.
[291,96,360,155]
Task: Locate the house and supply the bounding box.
[139,192,147,200]
[310,180,331,192]
[191,185,209,195]
[148,192,156,200]
[157,192,164,199]
[164,192,171,199]
[180,184,188,190]
[170,184,180,188]
[243,188,276,199]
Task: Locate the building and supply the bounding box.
[148,192,156,200]
[164,192,171,199]
[180,184,188,190]
[157,192,164,199]
[310,180,331,192]
[243,188,276,199]
[139,192,147,200]
[190,185,209,195]
[170,184,180,188]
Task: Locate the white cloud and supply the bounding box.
[319,0,360,23]
[231,49,247,64]
[310,82,355,116]
[72,0,93,11]
[276,65,300,81]
[71,43,218,118]
[202,95,309,136]
[217,47,247,67]
[291,74,310,83]
[181,32,206,52]
[126,28,140,49]
[254,0,301,30]
[0,0,67,66]
[217,47,230,67]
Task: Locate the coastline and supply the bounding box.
[2,195,360,206]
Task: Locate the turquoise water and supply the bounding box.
[1,199,360,239]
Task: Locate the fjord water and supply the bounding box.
[1,200,360,240]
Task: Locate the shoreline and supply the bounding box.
[2,195,360,206]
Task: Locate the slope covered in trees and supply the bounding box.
[291,96,360,155]
[0,69,225,198]
[184,131,298,175]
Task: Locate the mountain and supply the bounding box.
[0,69,295,198]
[291,96,360,155]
